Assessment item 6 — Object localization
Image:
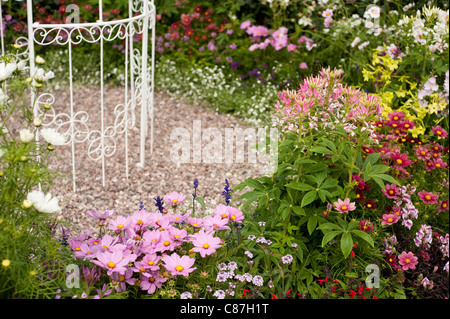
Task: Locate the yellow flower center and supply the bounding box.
[203,243,210,249]
[389,190,394,195]
[367,204,372,208]
[436,130,442,135]
[175,265,184,271]
[436,163,441,168]
[393,116,399,120]
[172,199,178,204]
[420,151,426,155]
[221,214,228,219]
[164,240,170,246]
[193,223,198,227]
[75,247,81,251]
[118,224,124,229]
[148,261,154,266]
[149,277,155,283]
[396,159,403,164]
[405,259,410,264]
[137,220,143,225]
[140,267,146,272]
[341,206,348,211]
[425,195,431,200]
[119,275,125,281]
[443,203,447,208]
[388,218,393,223]
[231,215,236,220]
[107,262,115,268]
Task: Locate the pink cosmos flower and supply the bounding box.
[359,219,374,233]
[203,214,231,232]
[240,20,251,30]
[213,204,230,222]
[438,200,449,213]
[162,252,197,277]
[91,250,131,276]
[87,209,114,220]
[108,215,130,233]
[381,213,400,225]
[191,230,222,258]
[287,44,297,52]
[163,192,186,206]
[382,183,401,199]
[398,251,418,271]
[431,125,448,138]
[387,111,405,122]
[416,146,429,161]
[418,190,439,204]
[226,206,245,223]
[390,152,412,167]
[433,158,448,169]
[333,198,356,213]
[140,272,167,294]
[188,217,204,228]
[299,62,308,69]
[111,270,135,292]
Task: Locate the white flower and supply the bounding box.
[351,37,361,47]
[367,6,381,19]
[35,56,45,64]
[322,9,333,18]
[19,129,34,143]
[26,190,61,213]
[40,128,66,145]
[0,62,17,81]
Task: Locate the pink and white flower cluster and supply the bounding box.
[272,68,382,138]
[69,198,244,295]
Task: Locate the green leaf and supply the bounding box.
[351,230,374,247]
[195,197,207,210]
[377,174,400,185]
[292,206,306,216]
[310,146,334,155]
[318,222,343,231]
[307,216,318,235]
[244,178,266,191]
[320,178,338,189]
[321,230,342,247]
[285,182,315,191]
[363,152,380,171]
[340,232,353,258]
[301,190,317,207]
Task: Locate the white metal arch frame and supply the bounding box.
[2,0,155,192]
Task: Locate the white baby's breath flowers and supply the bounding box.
[26,190,61,214]
[19,129,34,143]
[40,128,66,145]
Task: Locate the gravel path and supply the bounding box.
[46,86,269,234]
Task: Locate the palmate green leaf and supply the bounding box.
[341,232,353,258]
[351,230,374,247]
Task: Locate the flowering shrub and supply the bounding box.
[235,67,449,298]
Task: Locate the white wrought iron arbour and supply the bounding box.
[0,0,156,192]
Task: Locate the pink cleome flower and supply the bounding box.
[398,251,418,271]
